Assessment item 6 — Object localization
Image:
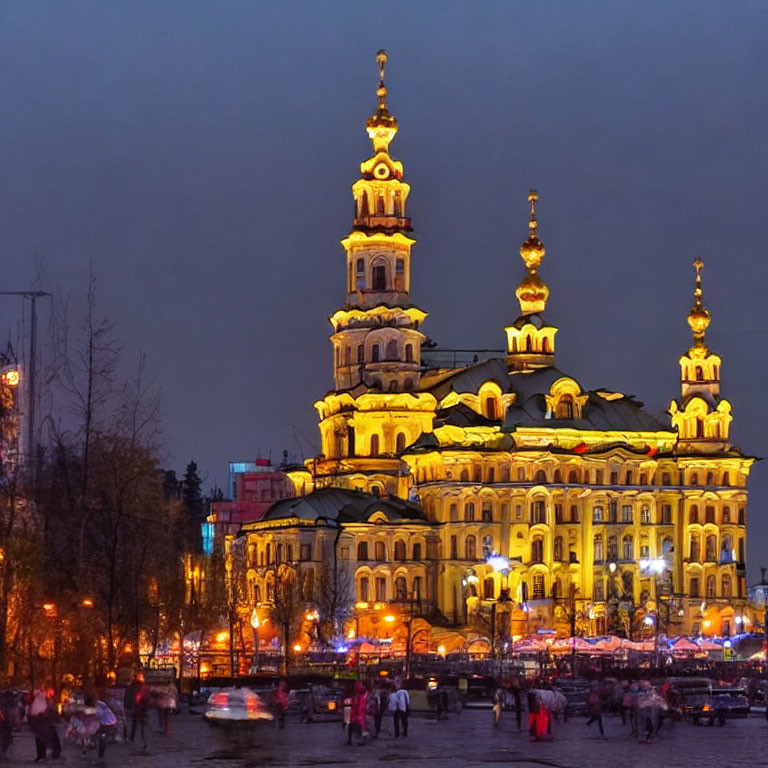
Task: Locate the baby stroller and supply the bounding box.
[66,701,117,758]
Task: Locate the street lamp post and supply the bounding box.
[486,554,512,660]
[639,556,667,665]
[250,609,260,673]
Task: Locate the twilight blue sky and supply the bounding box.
[1,1,767,577]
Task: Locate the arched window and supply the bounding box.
[689,535,700,561]
[622,535,633,560]
[531,537,544,563]
[706,575,716,598]
[695,418,704,439]
[721,535,733,563]
[695,365,704,381]
[722,575,731,597]
[254,584,262,603]
[465,502,475,522]
[376,195,385,215]
[568,470,579,483]
[593,535,604,562]
[542,337,551,354]
[554,537,563,561]
[357,541,368,560]
[385,339,398,360]
[532,573,545,600]
[483,576,495,599]
[689,577,700,597]
[412,542,422,560]
[690,505,699,524]
[607,535,618,560]
[405,343,414,362]
[375,541,386,561]
[482,534,493,558]
[705,535,717,561]
[535,469,547,483]
[395,576,407,599]
[394,540,406,561]
[394,193,402,217]
[359,577,369,602]
[396,432,407,452]
[370,434,380,456]
[465,536,476,561]
[460,469,469,482]
[554,469,562,483]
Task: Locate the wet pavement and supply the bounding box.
[4,707,768,767]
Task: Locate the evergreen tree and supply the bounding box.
[182,461,204,520]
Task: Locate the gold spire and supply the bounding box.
[687,257,711,357]
[515,189,549,315]
[366,49,397,152]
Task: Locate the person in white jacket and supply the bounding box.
[390,679,410,737]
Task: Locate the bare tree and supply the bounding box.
[269,566,305,674]
[314,559,353,643]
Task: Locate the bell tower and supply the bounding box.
[330,50,426,394]
[505,190,558,371]
[669,259,732,451]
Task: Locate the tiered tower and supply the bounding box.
[307,51,437,496]
[505,191,558,371]
[669,259,732,452]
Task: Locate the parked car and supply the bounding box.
[712,686,750,719]
[204,687,273,725]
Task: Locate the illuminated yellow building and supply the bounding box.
[241,52,755,641]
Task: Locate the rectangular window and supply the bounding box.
[449,504,458,522]
[356,258,365,274]
[412,577,422,599]
[641,508,651,524]
[532,501,546,524]
[738,508,745,525]
[640,545,649,559]
[592,506,603,523]
[412,543,422,560]
[610,471,618,485]
[594,578,604,602]
[450,535,458,559]
[517,467,526,481]
[621,505,633,523]
[705,506,715,524]
[690,577,700,598]
[722,506,731,524]
[357,345,364,364]
[571,505,580,523]
[396,258,405,274]
[555,504,563,523]
[340,546,350,560]
[595,471,604,485]
[609,501,617,523]
[375,577,387,602]
[661,505,672,524]
[465,503,475,522]
[300,544,311,561]
[515,504,523,520]
[482,502,492,522]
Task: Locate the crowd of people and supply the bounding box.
[490,675,688,743]
[0,674,179,762]
[341,676,411,745]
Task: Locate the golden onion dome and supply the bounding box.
[515,273,550,315]
[519,234,546,270]
[687,305,711,338]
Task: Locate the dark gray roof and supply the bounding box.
[421,356,669,434]
[507,312,557,331]
[245,487,429,529]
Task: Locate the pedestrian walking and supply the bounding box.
[391,678,410,738]
[129,675,150,750]
[0,689,16,758]
[158,683,177,735]
[492,684,504,727]
[364,680,377,741]
[585,683,607,739]
[347,681,367,745]
[375,682,389,735]
[275,680,290,730]
[510,679,522,732]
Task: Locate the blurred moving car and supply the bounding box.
[204,687,273,725]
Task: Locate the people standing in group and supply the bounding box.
[585,682,606,739]
[275,680,290,730]
[391,678,410,738]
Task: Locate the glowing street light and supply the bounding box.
[384,615,396,623]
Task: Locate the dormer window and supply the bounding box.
[557,394,574,419]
